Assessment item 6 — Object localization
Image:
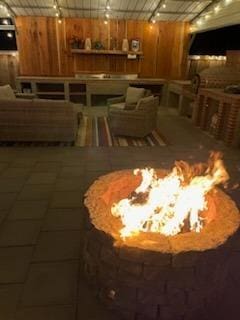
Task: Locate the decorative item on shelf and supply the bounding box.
[131,39,140,52]
[85,38,92,50]
[122,38,129,52]
[93,41,105,50]
[110,37,117,51]
[69,36,82,49]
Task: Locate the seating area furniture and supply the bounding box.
[108,95,159,138]
[107,86,151,110]
[193,88,240,147]
[0,85,80,142]
[16,76,166,107]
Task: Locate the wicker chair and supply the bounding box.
[107,86,152,112]
[109,96,159,138]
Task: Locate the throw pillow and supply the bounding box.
[125,87,145,105]
[0,85,16,100]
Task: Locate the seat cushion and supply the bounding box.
[125,87,145,105]
[109,102,126,110]
[0,85,16,100]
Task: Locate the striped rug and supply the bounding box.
[75,116,167,147]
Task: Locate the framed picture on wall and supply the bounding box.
[131,39,140,52]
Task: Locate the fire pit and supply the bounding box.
[83,153,240,320]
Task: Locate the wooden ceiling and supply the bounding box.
[0,0,211,22]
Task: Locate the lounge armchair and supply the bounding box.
[107,86,151,112]
[109,95,159,138]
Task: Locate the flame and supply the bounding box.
[111,152,229,239]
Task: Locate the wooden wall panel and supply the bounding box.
[226,51,240,71]
[0,53,19,88]
[15,17,190,79]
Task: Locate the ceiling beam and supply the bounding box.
[190,0,219,22]
[0,24,15,30]
[10,5,199,16]
[148,0,165,22]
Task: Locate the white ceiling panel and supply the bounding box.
[1,0,230,26]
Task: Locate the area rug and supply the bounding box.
[75,116,167,147]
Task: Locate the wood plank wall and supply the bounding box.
[226,50,240,71]
[0,53,19,88]
[15,17,190,79]
[187,57,226,79]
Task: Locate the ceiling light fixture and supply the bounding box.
[156,12,160,16]
[2,18,8,24]
[106,0,111,10]
[162,3,166,8]
[104,20,108,24]
[6,31,13,38]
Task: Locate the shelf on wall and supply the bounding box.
[71,49,143,56]
[36,91,65,95]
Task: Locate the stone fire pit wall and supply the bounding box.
[83,170,240,320]
[84,225,232,320]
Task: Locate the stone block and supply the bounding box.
[0,178,25,193]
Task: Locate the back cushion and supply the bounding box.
[136,96,155,111]
[33,99,71,110]
[0,99,32,108]
[0,85,16,100]
[125,87,145,105]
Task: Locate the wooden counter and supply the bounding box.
[16,76,166,107]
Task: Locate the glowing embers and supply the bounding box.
[111,152,229,239]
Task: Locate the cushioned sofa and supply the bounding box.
[0,85,79,142]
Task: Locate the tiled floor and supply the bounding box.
[0,108,239,319]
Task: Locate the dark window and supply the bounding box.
[190,24,240,55]
[0,18,17,50]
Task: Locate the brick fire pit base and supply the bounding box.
[83,170,240,320]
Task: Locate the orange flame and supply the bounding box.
[111,152,229,239]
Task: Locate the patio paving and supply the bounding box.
[0,109,239,319]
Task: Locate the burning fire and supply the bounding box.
[111,152,229,239]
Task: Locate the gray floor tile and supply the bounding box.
[33,162,62,173]
[59,166,85,178]
[0,220,42,247]
[18,185,54,201]
[0,284,23,320]
[0,193,17,211]
[0,178,26,193]
[50,192,83,208]
[8,200,48,220]
[21,262,78,306]
[0,247,33,283]
[55,178,85,192]
[26,173,57,185]
[43,208,83,231]
[1,167,31,179]
[33,231,82,262]
[15,305,75,320]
